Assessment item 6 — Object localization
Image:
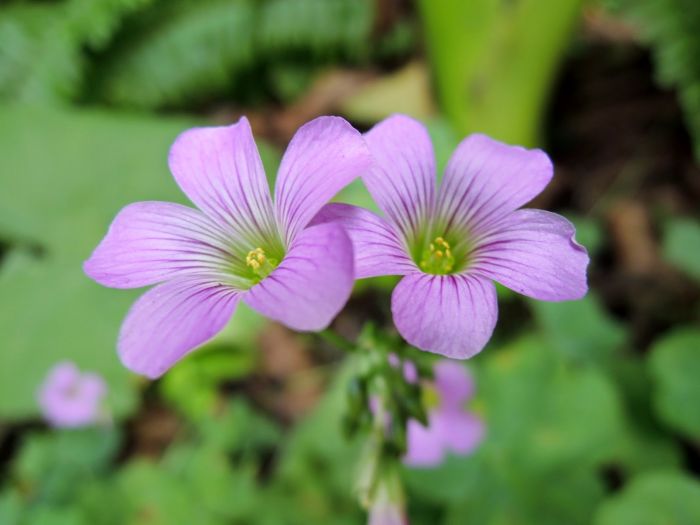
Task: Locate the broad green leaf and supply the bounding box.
[533,294,626,366]
[648,328,700,439]
[594,472,700,525]
[406,337,625,525]
[664,218,700,281]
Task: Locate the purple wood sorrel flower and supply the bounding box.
[85,116,371,378]
[38,362,106,428]
[314,114,589,358]
[404,360,483,467]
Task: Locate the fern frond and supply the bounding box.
[0,0,155,103]
[96,0,256,109]
[615,0,700,159]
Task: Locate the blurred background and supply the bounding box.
[1,0,700,523]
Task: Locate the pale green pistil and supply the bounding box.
[419,236,456,275]
[246,247,278,282]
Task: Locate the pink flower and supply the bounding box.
[314,115,589,359]
[404,361,483,467]
[38,362,106,428]
[84,116,370,378]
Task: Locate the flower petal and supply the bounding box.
[437,133,553,235]
[118,278,239,378]
[433,360,475,407]
[311,203,416,278]
[363,115,436,242]
[275,116,371,244]
[391,273,497,359]
[433,409,485,455]
[470,209,589,301]
[404,418,446,467]
[84,201,240,289]
[243,222,354,331]
[168,117,279,251]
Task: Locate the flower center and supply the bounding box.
[419,236,456,275]
[246,247,278,282]
[421,383,441,411]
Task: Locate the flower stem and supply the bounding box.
[317,327,356,353]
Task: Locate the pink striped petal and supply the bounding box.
[274,116,371,244]
[470,209,589,301]
[311,203,416,278]
[363,115,436,243]
[118,278,239,378]
[168,117,279,251]
[391,273,497,359]
[243,222,354,331]
[437,134,553,235]
[84,201,238,289]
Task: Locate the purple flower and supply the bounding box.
[404,360,483,468]
[38,362,107,428]
[85,116,371,378]
[314,115,588,358]
[368,495,408,525]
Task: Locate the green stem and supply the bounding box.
[317,328,356,353]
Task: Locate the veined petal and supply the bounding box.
[437,134,553,236]
[84,201,239,289]
[363,115,436,243]
[168,117,279,252]
[243,222,354,331]
[470,209,589,301]
[391,273,497,359]
[275,116,371,244]
[311,203,416,278]
[119,278,239,378]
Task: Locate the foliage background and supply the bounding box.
[1,0,699,524]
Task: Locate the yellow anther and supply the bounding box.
[246,247,267,269]
[419,235,457,275]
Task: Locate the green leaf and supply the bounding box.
[407,337,625,525]
[648,328,700,439]
[532,294,626,366]
[97,0,256,109]
[9,428,119,508]
[417,0,583,147]
[594,472,700,525]
[663,218,700,281]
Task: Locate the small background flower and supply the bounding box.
[404,360,484,468]
[37,362,107,428]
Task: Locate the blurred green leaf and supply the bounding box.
[9,427,119,511]
[97,0,255,109]
[533,294,626,366]
[0,0,154,103]
[594,472,700,525]
[648,328,700,439]
[417,0,583,147]
[663,218,700,281]
[406,337,625,525]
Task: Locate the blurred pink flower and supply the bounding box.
[37,362,106,428]
[404,360,484,467]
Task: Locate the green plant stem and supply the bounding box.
[318,328,356,353]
